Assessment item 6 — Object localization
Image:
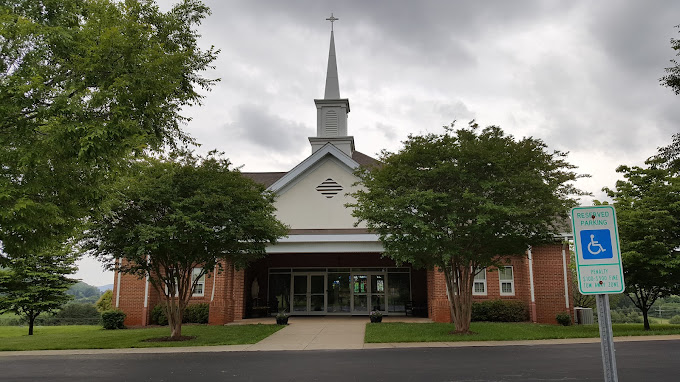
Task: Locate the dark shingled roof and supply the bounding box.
[242,151,380,187]
[241,172,287,188]
[352,150,381,168]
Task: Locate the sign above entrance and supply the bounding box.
[571,205,625,295]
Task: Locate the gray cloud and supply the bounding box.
[225,104,313,154]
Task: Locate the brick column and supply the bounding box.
[427,268,451,323]
[208,261,246,325]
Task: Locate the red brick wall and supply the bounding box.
[427,244,573,325]
[114,271,149,326]
[208,261,245,325]
[531,244,574,324]
[427,268,451,323]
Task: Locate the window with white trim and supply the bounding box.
[165,267,205,297]
[472,268,487,295]
[499,266,514,296]
[192,268,205,296]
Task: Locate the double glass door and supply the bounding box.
[352,273,386,313]
[292,273,326,314]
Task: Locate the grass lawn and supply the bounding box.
[364,322,680,343]
[0,324,283,351]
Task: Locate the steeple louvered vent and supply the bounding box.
[316,178,343,198]
[324,110,338,136]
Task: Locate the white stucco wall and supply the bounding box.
[274,157,366,229]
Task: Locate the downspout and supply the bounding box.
[527,246,537,323]
[210,265,217,302]
[562,242,570,309]
[115,258,122,308]
[142,256,150,326]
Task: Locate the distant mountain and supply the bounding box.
[97,284,114,292]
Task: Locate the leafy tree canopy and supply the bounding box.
[0,0,218,259]
[604,139,680,330]
[350,121,586,332]
[0,246,78,335]
[84,152,288,338]
[661,25,680,95]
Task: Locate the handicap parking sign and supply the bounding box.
[580,229,613,260]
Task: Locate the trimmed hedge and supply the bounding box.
[150,303,210,325]
[670,315,680,324]
[471,299,529,322]
[101,310,126,329]
[184,303,209,324]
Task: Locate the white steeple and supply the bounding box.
[324,31,340,99]
[310,14,354,157]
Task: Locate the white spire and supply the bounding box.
[324,31,340,99]
[311,14,353,156]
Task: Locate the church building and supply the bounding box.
[112,21,574,326]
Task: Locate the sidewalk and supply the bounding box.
[1,316,679,356]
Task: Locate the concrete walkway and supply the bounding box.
[1,316,679,356]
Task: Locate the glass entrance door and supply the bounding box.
[292,273,326,314]
[352,272,386,313]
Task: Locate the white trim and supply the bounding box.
[527,247,535,303]
[115,258,122,308]
[267,241,383,253]
[472,268,487,296]
[192,267,205,297]
[499,266,515,296]
[562,244,570,309]
[267,233,383,253]
[143,272,150,308]
[210,265,217,302]
[279,234,380,243]
[268,143,359,193]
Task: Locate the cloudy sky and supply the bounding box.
[76,0,680,286]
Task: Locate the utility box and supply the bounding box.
[574,307,594,325]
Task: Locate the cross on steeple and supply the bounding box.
[326,13,338,31]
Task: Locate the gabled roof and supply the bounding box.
[241,172,287,188]
[352,150,381,168]
[242,149,380,190]
[268,143,359,193]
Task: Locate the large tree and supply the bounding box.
[0,0,218,261]
[84,153,288,339]
[0,246,78,335]
[660,25,680,95]
[604,146,680,330]
[350,122,585,333]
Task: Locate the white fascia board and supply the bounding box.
[266,233,383,253]
[268,143,359,193]
[279,234,380,243]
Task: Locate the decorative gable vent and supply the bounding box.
[316,178,343,198]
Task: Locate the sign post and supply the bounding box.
[571,205,625,382]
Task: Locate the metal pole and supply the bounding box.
[596,294,618,382]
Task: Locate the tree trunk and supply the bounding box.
[166,300,184,339]
[642,308,650,331]
[28,315,35,336]
[443,264,473,334]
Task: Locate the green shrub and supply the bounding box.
[184,303,209,324]
[101,310,126,330]
[151,303,210,325]
[669,315,680,324]
[47,303,101,325]
[610,310,644,323]
[556,312,571,326]
[471,299,529,322]
[150,304,168,325]
[96,290,113,312]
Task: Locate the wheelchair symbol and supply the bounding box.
[580,229,613,260]
[587,234,606,255]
